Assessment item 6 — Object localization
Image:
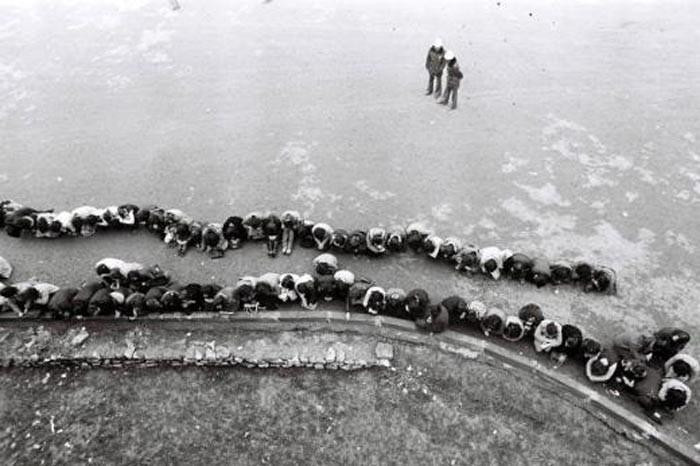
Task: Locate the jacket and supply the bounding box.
[446,63,463,88]
[425,46,446,75]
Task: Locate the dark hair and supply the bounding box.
[593,270,611,291]
[545,322,559,338]
[629,361,647,379]
[504,322,522,340]
[484,259,497,273]
[582,338,602,358]
[203,229,219,247]
[518,303,543,323]
[483,314,503,333]
[0,286,18,298]
[590,358,609,376]
[281,275,295,290]
[672,360,692,378]
[664,388,688,410]
[575,263,593,281]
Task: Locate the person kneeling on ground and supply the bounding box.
[312,223,333,251]
[502,316,526,342]
[533,319,562,353]
[313,253,338,276]
[481,307,506,337]
[518,303,544,339]
[363,286,386,315]
[664,354,698,383]
[201,223,228,259]
[631,367,692,424]
[366,227,388,256]
[586,349,619,384]
[479,246,511,280]
[415,303,449,334]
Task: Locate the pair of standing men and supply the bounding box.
[425,38,463,109]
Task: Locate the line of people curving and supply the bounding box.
[0,252,693,424]
[0,200,617,294]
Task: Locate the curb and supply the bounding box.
[1,311,697,464]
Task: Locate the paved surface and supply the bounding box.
[0,0,698,354]
[0,0,699,458]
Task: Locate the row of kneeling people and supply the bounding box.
[0,200,616,293]
[0,255,693,421]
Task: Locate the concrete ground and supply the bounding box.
[1,0,699,461]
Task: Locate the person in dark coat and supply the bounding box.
[425,38,446,97]
[631,367,692,424]
[439,51,463,109]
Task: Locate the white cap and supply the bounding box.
[433,38,443,48]
[444,50,455,61]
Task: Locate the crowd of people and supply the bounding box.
[0,200,617,293]
[0,252,693,424]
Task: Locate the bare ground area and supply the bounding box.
[0,340,679,465]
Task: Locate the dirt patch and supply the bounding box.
[0,342,677,465]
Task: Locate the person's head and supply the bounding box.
[622,359,647,380]
[203,228,219,248]
[444,50,455,63]
[484,259,498,275]
[666,354,699,382]
[581,338,602,359]
[331,229,349,249]
[432,38,443,50]
[590,357,611,376]
[313,225,329,241]
[174,222,190,240]
[574,262,593,282]
[562,325,583,350]
[348,231,365,248]
[483,314,502,333]
[592,269,612,292]
[96,264,111,277]
[280,274,296,290]
[244,213,262,229]
[664,388,689,411]
[503,317,525,341]
[544,322,559,339]
[518,303,543,331]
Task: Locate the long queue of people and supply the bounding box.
[0,200,616,294]
[0,252,693,424]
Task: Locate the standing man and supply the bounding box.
[425,38,446,98]
[440,51,463,109]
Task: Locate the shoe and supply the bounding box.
[425,90,433,95]
[438,100,448,105]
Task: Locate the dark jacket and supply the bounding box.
[446,63,463,88]
[425,47,446,75]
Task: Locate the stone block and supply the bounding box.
[375,343,394,360]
